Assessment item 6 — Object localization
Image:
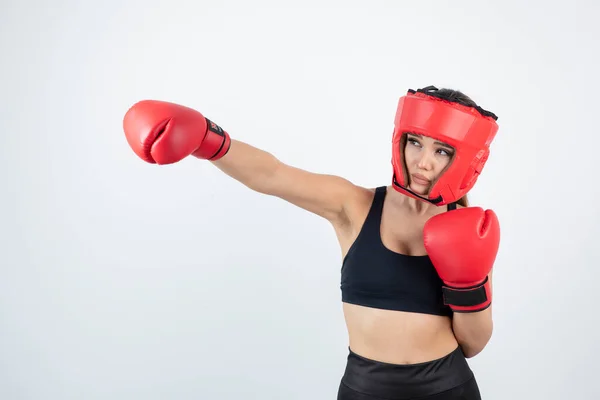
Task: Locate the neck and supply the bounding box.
[389,186,438,215]
[406,195,436,214]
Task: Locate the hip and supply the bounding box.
[338,346,478,400]
[348,330,459,365]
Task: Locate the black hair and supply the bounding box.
[410,85,498,120]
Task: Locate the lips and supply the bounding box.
[411,174,431,185]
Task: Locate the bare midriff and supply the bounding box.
[343,302,459,364]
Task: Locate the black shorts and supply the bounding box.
[337,346,481,400]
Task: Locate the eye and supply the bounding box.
[437,148,453,157]
[407,138,421,147]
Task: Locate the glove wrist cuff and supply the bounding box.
[193,118,232,161]
[442,276,491,313]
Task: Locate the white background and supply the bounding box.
[2,0,599,399]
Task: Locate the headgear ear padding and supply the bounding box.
[391,86,499,205]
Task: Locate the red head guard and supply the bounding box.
[391,86,499,206]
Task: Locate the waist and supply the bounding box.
[344,303,458,364]
[341,346,474,399]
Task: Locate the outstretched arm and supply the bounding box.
[122,99,359,225]
[212,139,358,224]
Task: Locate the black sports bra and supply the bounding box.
[340,186,453,316]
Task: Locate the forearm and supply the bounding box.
[211,139,281,193]
[452,307,493,358]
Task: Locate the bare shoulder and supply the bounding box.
[339,185,378,230]
[344,184,376,207]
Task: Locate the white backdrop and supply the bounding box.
[2,0,599,399]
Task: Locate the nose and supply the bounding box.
[416,151,434,171]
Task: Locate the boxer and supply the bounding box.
[123,86,500,400]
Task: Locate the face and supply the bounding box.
[403,133,455,195]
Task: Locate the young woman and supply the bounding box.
[123,86,500,399]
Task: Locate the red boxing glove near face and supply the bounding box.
[423,207,500,313]
[123,100,231,164]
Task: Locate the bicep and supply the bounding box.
[261,161,358,223]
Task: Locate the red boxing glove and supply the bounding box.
[123,100,231,164]
[423,207,500,313]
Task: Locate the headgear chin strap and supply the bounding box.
[391,86,499,206]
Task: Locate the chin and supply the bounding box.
[409,184,429,195]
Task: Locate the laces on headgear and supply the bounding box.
[408,86,498,121]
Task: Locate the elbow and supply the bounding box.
[235,169,271,195]
[459,329,493,359]
[454,317,493,359]
[247,155,282,194]
[462,346,484,359]
[459,339,488,358]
